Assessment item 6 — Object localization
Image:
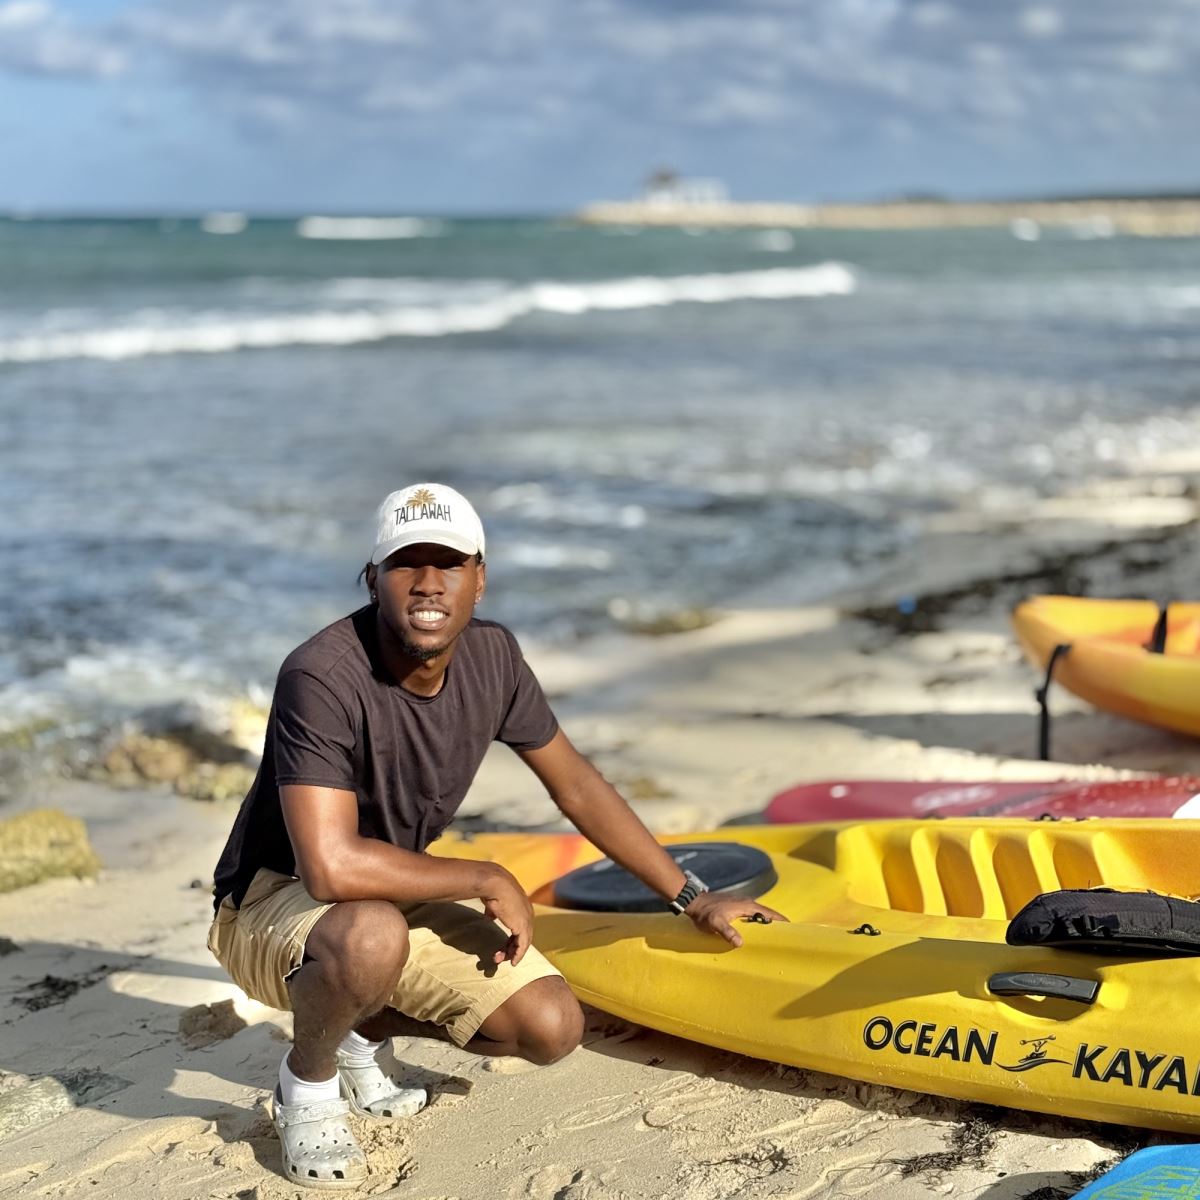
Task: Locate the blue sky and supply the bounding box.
[2,0,1198,213]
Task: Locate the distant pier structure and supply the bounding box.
[640,169,729,211]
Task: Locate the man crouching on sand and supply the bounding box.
[207,482,785,1189]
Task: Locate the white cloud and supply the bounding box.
[6,0,1200,169]
[967,42,1008,68]
[240,93,303,130]
[911,3,955,30]
[128,8,306,66]
[1122,42,1178,74]
[305,5,420,47]
[0,0,126,77]
[0,1,51,31]
[1019,7,1063,39]
[691,82,788,126]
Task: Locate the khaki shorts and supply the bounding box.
[207,868,562,1047]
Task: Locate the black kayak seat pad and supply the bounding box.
[552,841,778,913]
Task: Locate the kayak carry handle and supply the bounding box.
[987,971,1099,1005]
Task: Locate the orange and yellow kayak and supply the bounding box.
[1012,596,1200,736]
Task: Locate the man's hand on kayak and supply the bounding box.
[685,894,788,948]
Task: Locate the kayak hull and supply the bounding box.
[434,820,1200,1133]
[1012,595,1200,737]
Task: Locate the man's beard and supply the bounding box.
[376,607,451,663]
[398,633,447,663]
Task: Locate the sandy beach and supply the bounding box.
[3,470,1200,1200]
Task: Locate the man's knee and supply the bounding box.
[513,978,585,1066]
[303,900,410,1005]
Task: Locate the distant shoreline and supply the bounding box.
[577,196,1200,236]
[5,193,1200,230]
[7,194,1200,234]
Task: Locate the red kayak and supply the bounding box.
[764,777,1200,822]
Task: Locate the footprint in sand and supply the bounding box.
[510,1164,612,1199]
[481,1056,541,1074]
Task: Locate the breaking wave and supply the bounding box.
[295,216,443,240]
[0,263,856,364]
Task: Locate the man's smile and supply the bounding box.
[408,607,450,631]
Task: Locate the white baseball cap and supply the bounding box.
[371,482,486,564]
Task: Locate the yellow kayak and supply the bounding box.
[1012,595,1200,736]
[433,820,1200,1133]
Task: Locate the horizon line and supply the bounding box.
[4,185,1200,222]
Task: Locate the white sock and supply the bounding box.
[278,1052,340,1106]
[338,1029,385,1070]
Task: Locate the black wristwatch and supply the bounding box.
[669,869,709,915]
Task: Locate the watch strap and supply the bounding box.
[669,869,709,914]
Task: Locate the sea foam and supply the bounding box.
[296,216,442,239]
[0,263,856,363]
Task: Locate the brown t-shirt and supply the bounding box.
[212,607,559,909]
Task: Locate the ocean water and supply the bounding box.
[3,214,1200,740]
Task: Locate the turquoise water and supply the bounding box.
[2,215,1199,735]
